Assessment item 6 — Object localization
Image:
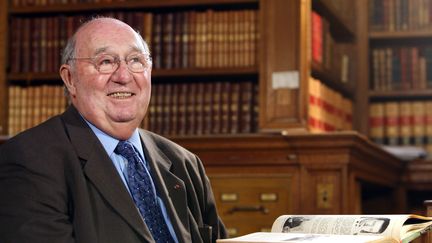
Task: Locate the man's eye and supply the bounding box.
[100,59,114,65]
[128,56,141,63]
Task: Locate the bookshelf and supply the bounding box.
[357,0,432,153]
[0,0,360,137]
[355,0,432,221]
[306,0,358,133]
[4,0,262,136]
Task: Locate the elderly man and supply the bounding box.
[0,17,226,243]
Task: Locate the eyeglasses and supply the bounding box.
[68,53,152,74]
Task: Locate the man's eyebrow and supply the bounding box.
[94,47,109,56]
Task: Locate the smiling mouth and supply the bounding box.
[108,92,134,99]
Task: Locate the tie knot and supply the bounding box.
[114,141,136,158]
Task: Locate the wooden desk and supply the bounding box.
[404,159,432,191]
[402,159,432,218]
[173,131,405,236]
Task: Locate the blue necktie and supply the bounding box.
[114,141,174,243]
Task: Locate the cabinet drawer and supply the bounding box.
[210,175,293,237]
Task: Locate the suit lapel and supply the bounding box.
[61,106,154,241]
[140,130,191,243]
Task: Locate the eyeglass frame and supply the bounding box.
[67,53,152,74]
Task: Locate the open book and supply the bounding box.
[217,214,432,243]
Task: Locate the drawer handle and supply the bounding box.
[227,205,269,214]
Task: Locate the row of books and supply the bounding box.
[308,77,353,133]
[8,85,68,136]
[9,9,258,73]
[371,47,432,91]
[8,78,357,136]
[141,81,258,136]
[11,0,125,6]
[369,101,432,153]
[311,11,353,84]
[369,0,432,31]
[7,80,259,136]
[150,10,258,70]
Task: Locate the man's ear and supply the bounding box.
[60,64,76,96]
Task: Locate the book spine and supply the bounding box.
[220,82,231,134]
[186,83,197,135]
[425,101,432,154]
[239,81,253,133]
[229,82,240,134]
[412,101,426,146]
[399,101,412,145]
[311,11,323,64]
[195,82,205,135]
[384,102,400,145]
[177,83,188,136]
[152,14,162,69]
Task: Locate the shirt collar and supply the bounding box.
[83,119,144,158]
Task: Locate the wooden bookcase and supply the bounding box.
[4,0,263,137]
[0,0,359,137]
[355,0,432,223]
[357,0,432,149]
[173,132,405,236]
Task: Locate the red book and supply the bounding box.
[411,101,425,146]
[311,11,323,64]
[398,101,412,145]
[384,102,400,145]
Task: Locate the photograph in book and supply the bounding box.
[217,214,432,243]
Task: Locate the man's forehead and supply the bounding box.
[75,26,144,54]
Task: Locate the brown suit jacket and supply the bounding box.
[0,105,226,243]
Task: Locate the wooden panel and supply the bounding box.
[307,171,343,214]
[403,160,432,191]
[10,0,259,14]
[354,0,369,133]
[259,0,309,131]
[210,174,295,237]
[0,0,7,135]
[175,132,406,226]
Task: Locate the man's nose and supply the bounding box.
[111,60,133,82]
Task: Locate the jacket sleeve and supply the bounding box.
[0,136,75,243]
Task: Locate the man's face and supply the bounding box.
[64,19,151,139]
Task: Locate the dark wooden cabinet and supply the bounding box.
[173,132,405,236]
